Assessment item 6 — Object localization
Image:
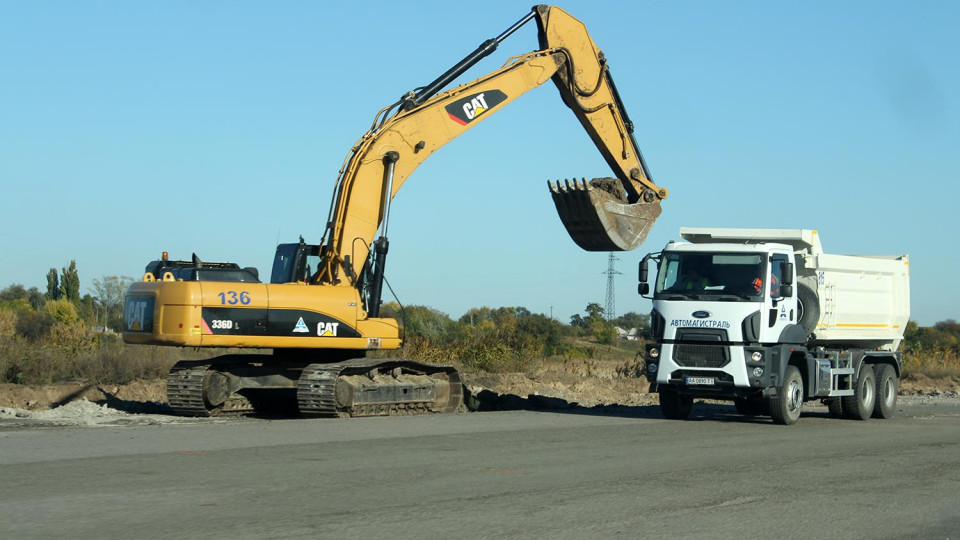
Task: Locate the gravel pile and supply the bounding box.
[0,398,202,427]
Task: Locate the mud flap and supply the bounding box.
[550,178,662,251]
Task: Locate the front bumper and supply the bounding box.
[646,343,781,398]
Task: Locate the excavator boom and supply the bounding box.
[318,5,667,286]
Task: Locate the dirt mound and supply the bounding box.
[901,373,960,395]
[463,370,656,409]
[0,379,166,411]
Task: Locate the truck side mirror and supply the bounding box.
[780,284,793,297]
[639,282,650,295]
[639,254,650,283]
[783,263,794,285]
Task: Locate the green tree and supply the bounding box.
[61,261,81,304]
[46,268,62,300]
[400,305,454,344]
[570,313,586,328]
[77,294,97,325]
[584,302,605,325]
[90,276,134,331]
[43,298,80,326]
[592,323,617,345]
[0,284,28,303]
[26,287,44,310]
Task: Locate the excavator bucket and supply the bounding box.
[550,178,662,252]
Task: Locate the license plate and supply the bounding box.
[685,377,715,385]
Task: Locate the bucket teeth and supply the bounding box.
[550,177,662,252]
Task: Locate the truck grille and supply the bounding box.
[673,344,728,368]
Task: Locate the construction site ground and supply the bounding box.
[1,358,957,425]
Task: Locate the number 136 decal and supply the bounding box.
[217,291,251,305]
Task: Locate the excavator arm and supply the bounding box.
[317,5,667,289]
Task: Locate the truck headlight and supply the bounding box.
[648,347,660,359]
[753,367,764,377]
[647,362,658,374]
[751,351,763,362]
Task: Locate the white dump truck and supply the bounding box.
[638,228,910,425]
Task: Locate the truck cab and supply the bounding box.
[641,242,802,397]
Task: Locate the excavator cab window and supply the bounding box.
[270,242,320,284]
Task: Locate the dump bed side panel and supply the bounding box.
[811,254,910,350]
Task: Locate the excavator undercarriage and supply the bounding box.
[167,355,462,417]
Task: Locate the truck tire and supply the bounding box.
[659,387,693,420]
[826,398,844,418]
[770,365,804,425]
[841,364,876,421]
[872,364,898,419]
[796,283,820,338]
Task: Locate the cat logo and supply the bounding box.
[124,297,154,332]
[292,317,310,333]
[318,321,340,337]
[445,90,507,126]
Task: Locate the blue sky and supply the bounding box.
[1,1,957,325]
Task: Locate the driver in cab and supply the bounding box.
[675,265,712,291]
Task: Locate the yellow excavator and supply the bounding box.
[122,5,668,417]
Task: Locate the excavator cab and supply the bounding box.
[270,238,320,284]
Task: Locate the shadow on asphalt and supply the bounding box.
[95,386,174,415]
[466,388,839,425]
[88,385,837,425]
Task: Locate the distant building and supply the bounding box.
[614,326,640,340]
[92,325,118,334]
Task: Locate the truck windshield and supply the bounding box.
[655,252,765,300]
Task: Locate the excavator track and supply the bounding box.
[166,360,257,417]
[167,361,210,416]
[297,358,463,418]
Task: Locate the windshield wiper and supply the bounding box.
[713,292,754,301]
[658,292,697,300]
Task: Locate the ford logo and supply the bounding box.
[692,311,711,319]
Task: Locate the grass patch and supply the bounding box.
[902,347,960,378]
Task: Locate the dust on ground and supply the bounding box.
[0,359,958,426]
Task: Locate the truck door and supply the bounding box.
[766,252,796,338]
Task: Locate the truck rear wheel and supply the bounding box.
[841,364,876,420]
[770,365,804,425]
[872,364,898,419]
[825,398,844,418]
[659,387,693,420]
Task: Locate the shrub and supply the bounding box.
[43,299,80,326]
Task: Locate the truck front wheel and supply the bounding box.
[841,364,876,421]
[659,387,693,420]
[872,364,898,419]
[770,365,804,425]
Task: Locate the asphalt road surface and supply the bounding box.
[2,400,959,540]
